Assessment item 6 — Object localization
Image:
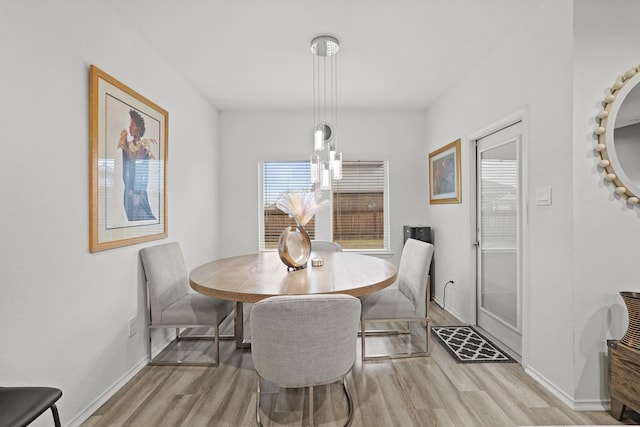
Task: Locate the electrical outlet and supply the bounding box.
[128,317,137,337]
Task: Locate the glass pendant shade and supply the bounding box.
[314,126,324,151]
[320,162,331,190]
[332,151,342,180]
[310,154,320,183]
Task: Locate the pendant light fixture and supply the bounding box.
[310,35,342,189]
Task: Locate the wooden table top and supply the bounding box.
[189,252,397,303]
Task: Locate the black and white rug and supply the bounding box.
[431,326,515,363]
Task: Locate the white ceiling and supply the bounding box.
[107,0,543,111]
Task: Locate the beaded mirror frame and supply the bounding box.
[595,64,640,206]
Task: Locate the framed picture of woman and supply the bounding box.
[429,139,461,204]
[89,65,168,252]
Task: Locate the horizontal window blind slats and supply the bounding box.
[480,158,518,248]
[261,161,313,207]
[334,162,385,193]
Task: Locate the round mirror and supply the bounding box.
[596,65,640,206]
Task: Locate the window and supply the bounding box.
[333,161,389,250]
[479,155,518,249]
[259,160,389,251]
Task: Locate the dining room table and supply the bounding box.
[189,251,398,348]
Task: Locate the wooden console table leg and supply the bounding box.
[610,397,625,421]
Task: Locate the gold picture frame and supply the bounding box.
[89,65,168,252]
[429,139,461,204]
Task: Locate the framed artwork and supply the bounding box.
[429,139,461,204]
[89,65,168,252]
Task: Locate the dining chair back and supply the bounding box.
[360,238,434,361]
[139,242,234,366]
[397,239,434,318]
[311,240,343,252]
[250,294,360,427]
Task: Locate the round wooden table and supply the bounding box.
[189,251,397,348]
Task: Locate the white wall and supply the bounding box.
[0,1,220,425]
[424,0,577,404]
[219,110,428,265]
[572,0,640,406]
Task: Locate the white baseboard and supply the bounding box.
[524,365,575,408]
[66,335,174,427]
[66,357,148,427]
[524,365,609,411]
[433,297,466,324]
[572,399,609,412]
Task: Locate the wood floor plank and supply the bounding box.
[459,390,515,427]
[430,407,458,427]
[434,354,481,393]
[377,372,418,426]
[463,366,531,426]
[396,362,446,410]
[81,303,637,426]
[484,363,551,409]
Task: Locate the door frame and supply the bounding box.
[467,109,529,366]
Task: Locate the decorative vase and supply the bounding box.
[278,222,311,271]
[620,291,640,349]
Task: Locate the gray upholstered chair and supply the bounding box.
[250,294,361,427]
[311,240,343,252]
[139,242,234,366]
[360,238,434,361]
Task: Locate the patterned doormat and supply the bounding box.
[431,326,516,363]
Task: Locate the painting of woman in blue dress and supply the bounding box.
[117,109,157,221]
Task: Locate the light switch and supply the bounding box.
[536,186,552,206]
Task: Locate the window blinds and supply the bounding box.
[480,158,518,248]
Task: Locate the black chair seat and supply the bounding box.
[0,387,62,427]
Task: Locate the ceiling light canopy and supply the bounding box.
[310,35,340,57]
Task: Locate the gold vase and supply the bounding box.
[620,291,640,349]
[277,223,311,271]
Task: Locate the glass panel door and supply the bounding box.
[476,122,522,356]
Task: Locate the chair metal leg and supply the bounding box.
[214,324,219,367]
[51,404,61,427]
[256,373,264,427]
[147,327,153,364]
[361,317,431,361]
[342,376,354,427]
[306,376,355,427]
[254,374,354,427]
[148,325,220,366]
[308,385,314,427]
[360,320,366,364]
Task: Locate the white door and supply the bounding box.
[476,121,522,356]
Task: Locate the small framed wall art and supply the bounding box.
[89,65,168,252]
[429,139,461,204]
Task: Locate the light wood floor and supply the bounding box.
[82,303,640,426]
